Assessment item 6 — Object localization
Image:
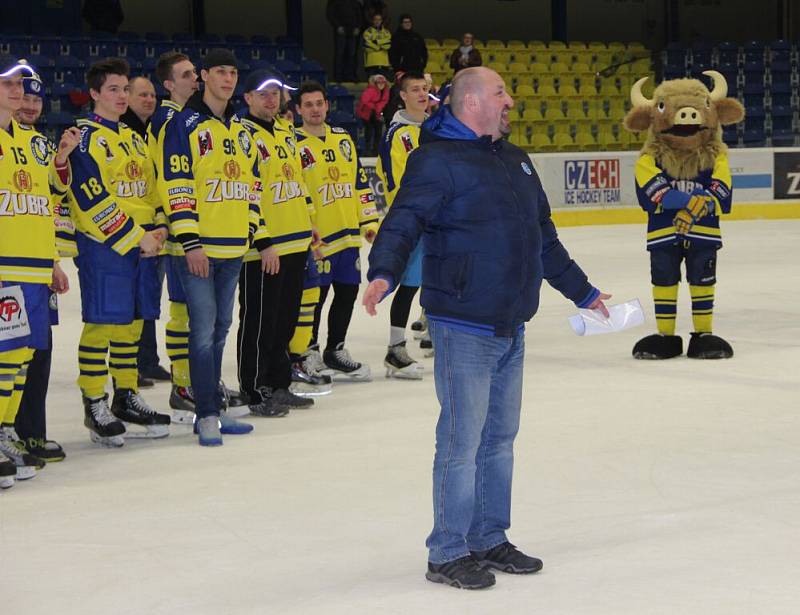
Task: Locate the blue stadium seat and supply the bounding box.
[225,35,247,45]
[742,41,765,64]
[744,106,765,131]
[251,35,273,46]
[145,32,168,40]
[54,55,84,70]
[26,54,55,69]
[743,82,765,107]
[769,80,792,107]
[769,60,791,82]
[771,129,795,146]
[664,42,687,68]
[120,41,147,61]
[770,105,794,131]
[722,126,739,147]
[248,59,274,71]
[716,42,739,66]
[690,43,713,68]
[3,36,33,57]
[33,37,61,58]
[118,31,142,41]
[172,33,193,42]
[301,59,326,85]
[769,40,792,64]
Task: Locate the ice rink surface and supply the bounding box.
[2,219,799,615]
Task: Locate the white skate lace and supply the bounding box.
[303,350,326,376]
[391,344,417,367]
[0,426,27,454]
[332,348,361,371]
[0,433,24,459]
[130,392,158,416]
[90,398,118,426]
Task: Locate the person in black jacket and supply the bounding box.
[389,14,428,74]
[364,67,610,590]
[327,0,363,82]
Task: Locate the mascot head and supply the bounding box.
[623,70,745,178]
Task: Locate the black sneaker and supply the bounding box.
[471,542,543,574]
[272,387,314,408]
[426,555,496,590]
[248,387,290,418]
[139,365,171,381]
[26,438,66,463]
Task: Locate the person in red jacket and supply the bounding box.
[356,73,390,155]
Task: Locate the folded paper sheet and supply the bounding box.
[569,298,645,336]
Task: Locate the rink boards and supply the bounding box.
[363,146,800,226]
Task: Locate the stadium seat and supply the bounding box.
[530,132,555,152]
[523,108,544,122]
[771,129,795,147]
[574,130,598,151]
[742,128,766,147]
[745,105,766,131]
[770,105,794,132]
[722,125,740,147]
[769,80,793,108]
[742,41,765,64]
[515,83,535,97]
[743,82,765,108]
[769,40,792,64]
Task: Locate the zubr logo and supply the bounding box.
[0,296,22,322]
[563,159,621,205]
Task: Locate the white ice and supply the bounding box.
[2,219,799,615]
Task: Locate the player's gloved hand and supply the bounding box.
[674,194,709,235]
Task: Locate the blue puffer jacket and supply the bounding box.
[367,106,599,337]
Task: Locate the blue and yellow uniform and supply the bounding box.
[634,151,733,335]
[68,113,167,399]
[0,119,67,427]
[288,124,378,355]
[148,99,190,388]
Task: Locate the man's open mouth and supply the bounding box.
[661,125,707,137]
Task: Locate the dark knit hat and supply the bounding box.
[202,48,238,70]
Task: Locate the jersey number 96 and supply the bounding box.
[170,154,190,173]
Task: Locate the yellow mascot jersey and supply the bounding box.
[68,114,165,256]
[159,95,269,259]
[296,124,378,258]
[240,115,313,260]
[0,120,64,283]
[376,114,423,208]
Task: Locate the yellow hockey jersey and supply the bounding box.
[68,114,165,256]
[148,99,183,255]
[296,124,378,257]
[159,94,269,259]
[0,120,65,284]
[240,114,313,260]
[376,111,425,208]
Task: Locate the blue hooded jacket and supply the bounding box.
[367,105,599,337]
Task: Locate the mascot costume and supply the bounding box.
[623,70,744,359]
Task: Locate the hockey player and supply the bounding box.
[235,69,317,413]
[623,71,744,359]
[12,69,71,463]
[0,58,76,486]
[149,51,198,422]
[376,71,429,379]
[68,58,171,446]
[160,49,274,445]
[291,81,379,382]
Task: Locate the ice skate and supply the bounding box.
[26,438,66,463]
[384,341,424,380]
[632,334,683,359]
[83,394,125,447]
[0,451,15,489]
[419,329,434,357]
[111,389,170,439]
[0,425,44,480]
[219,381,250,418]
[686,332,733,359]
[290,352,333,397]
[322,343,372,382]
[169,385,196,424]
[411,309,428,338]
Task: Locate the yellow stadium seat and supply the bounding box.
[544,107,566,122]
[531,132,556,152]
[507,40,527,49]
[585,99,604,119]
[508,132,526,148]
[487,39,506,48]
[523,108,544,122]
[530,62,550,74]
[537,84,557,97]
[592,51,613,67]
[488,61,507,73]
[599,83,621,97]
[572,62,591,74]
[608,41,626,52]
[425,62,442,74]
[550,62,570,74]
[568,41,587,50]
[559,84,578,97]
[588,41,606,50]
[442,38,460,48]
[515,83,536,97]
[550,51,571,65]
[486,50,511,64]
[425,38,440,48]
[575,131,598,151]
[577,83,598,97]
[547,40,567,50]
[508,108,522,123]
[553,132,575,151]
[473,39,485,49]
[528,40,546,49]
[508,62,528,74]
[533,74,555,91]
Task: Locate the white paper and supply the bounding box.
[0,285,31,342]
[569,298,645,336]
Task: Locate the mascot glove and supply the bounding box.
[674,195,708,235]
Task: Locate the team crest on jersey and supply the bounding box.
[12,169,33,192]
[125,160,142,180]
[521,162,532,175]
[284,136,296,156]
[223,160,241,180]
[30,135,50,166]
[400,133,414,152]
[198,129,213,157]
[282,163,294,180]
[96,136,114,162]
[255,139,270,162]
[328,166,340,181]
[131,133,146,156]
[299,146,316,169]
[238,130,252,156]
[338,139,352,162]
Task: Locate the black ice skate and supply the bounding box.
[83,394,126,447]
[632,334,683,359]
[111,389,170,439]
[322,343,372,382]
[686,332,733,359]
[0,451,15,489]
[0,425,44,480]
[169,385,195,424]
[26,437,66,463]
[290,353,333,397]
[384,341,424,380]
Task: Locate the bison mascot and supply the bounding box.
[623,70,744,359]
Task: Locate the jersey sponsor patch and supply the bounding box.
[198,129,213,157]
[521,161,532,175]
[255,138,270,162]
[238,130,252,156]
[400,132,414,153]
[299,146,316,169]
[96,135,114,162]
[131,132,146,156]
[99,209,127,235]
[169,196,194,211]
[30,135,50,166]
[284,135,296,156]
[338,139,353,162]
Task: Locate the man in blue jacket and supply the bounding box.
[364,67,610,590]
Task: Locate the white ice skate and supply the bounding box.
[384,342,424,380]
[290,349,333,397]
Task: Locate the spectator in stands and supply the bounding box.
[327,0,362,82]
[356,73,390,155]
[363,0,390,27]
[449,32,482,74]
[119,76,170,388]
[363,13,392,78]
[389,14,428,75]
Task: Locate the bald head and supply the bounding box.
[450,67,514,141]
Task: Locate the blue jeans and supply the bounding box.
[174,255,242,418]
[426,320,524,564]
